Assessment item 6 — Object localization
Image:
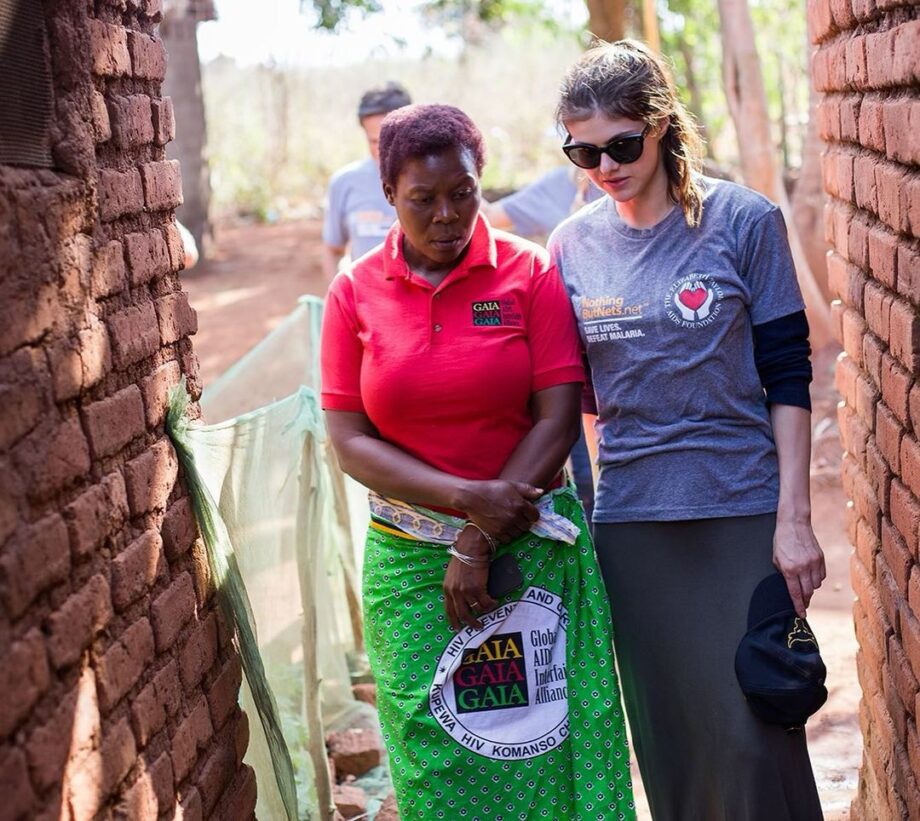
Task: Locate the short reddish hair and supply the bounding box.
[378,104,486,188]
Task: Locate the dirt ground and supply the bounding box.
[183,219,861,820]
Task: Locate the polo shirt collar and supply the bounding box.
[382,212,498,282]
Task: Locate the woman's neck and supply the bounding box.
[614,162,673,230]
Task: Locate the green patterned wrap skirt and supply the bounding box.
[362,486,636,820]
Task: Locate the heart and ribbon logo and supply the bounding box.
[666,274,722,325]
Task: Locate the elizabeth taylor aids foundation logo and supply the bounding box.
[429,587,569,760]
[665,273,724,328]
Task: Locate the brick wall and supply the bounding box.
[0,2,253,819]
[809,0,920,817]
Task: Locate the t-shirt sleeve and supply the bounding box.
[740,206,806,326]
[528,260,585,392]
[500,169,576,237]
[322,175,349,248]
[320,279,365,412]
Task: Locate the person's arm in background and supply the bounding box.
[322,173,349,283]
[481,168,576,238]
[480,201,514,230]
[322,244,347,281]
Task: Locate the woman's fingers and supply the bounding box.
[784,572,807,619]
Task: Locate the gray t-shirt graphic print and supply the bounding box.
[548,178,806,523]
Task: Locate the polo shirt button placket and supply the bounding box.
[434,324,442,332]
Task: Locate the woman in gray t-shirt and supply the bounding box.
[548,40,825,820]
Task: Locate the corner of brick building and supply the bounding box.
[0,2,253,819]
[809,0,920,816]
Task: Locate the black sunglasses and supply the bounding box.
[562,124,651,169]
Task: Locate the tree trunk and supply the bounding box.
[642,0,660,52]
[161,13,213,257]
[717,0,832,348]
[585,0,625,43]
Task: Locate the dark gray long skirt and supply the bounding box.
[594,514,823,821]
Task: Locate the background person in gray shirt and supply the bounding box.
[322,82,412,281]
[550,40,825,820]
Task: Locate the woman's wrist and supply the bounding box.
[456,527,492,558]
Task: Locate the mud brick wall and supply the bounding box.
[809,0,920,816]
[0,2,252,819]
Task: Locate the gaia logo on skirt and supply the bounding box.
[429,586,569,760]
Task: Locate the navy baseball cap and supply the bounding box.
[735,572,828,729]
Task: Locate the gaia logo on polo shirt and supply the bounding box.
[471,297,523,327]
[665,273,724,328]
[429,586,569,760]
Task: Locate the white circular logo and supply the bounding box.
[665,273,724,327]
[429,587,569,760]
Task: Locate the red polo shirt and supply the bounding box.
[320,214,584,482]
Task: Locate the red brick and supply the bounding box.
[99,716,138,797]
[12,413,91,501]
[879,563,903,635]
[847,214,870,268]
[859,96,886,152]
[856,370,880,431]
[234,708,249,764]
[911,568,920,623]
[161,496,197,560]
[125,229,172,286]
[882,353,914,425]
[91,89,111,142]
[877,404,905,472]
[163,220,186,270]
[903,608,920,686]
[891,480,920,554]
[907,174,920,239]
[890,298,920,373]
[107,94,154,149]
[178,611,219,690]
[98,167,144,222]
[0,347,49,448]
[128,31,167,81]
[326,728,383,777]
[96,617,155,712]
[844,37,868,90]
[130,678,167,749]
[0,628,50,737]
[112,531,165,610]
[25,684,79,790]
[155,292,198,345]
[178,787,202,821]
[149,751,175,811]
[88,19,131,77]
[188,538,213,604]
[198,747,237,816]
[904,435,920,499]
[107,300,161,369]
[867,227,899,290]
[816,95,838,138]
[842,307,867,365]
[82,384,145,458]
[151,571,196,651]
[856,515,879,577]
[154,660,183,718]
[882,519,912,594]
[140,160,183,212]
[875,162,908,235]
[208,655,242,730]
[0,513,70,617]
[79,314,113,391]
[151,97,175,146]
[836,349,858,407]
[140,359,181,428]
[893,20,920,85]
[91,240,127,298]
[124,439,179,515]
[864,280,893,342]
[866,28,896,90]
[47,573,113,668]
[866,440,892,515]
[64,470,128,561]
[831,298,844,345]
[115,768,158,820]
[0,748,36,820]
[897,244,919,308]
[884,98,920,166]
[842,404,870,466]
[864,331,885,389]
[171,696,213,784]
[215,764,257,821]
[854,154,879,214]
[823,151,841,197]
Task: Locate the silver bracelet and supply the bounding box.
[447,545,490,567]
[460,521,497,554]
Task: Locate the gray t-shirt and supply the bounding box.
[500,167,604,238]
[548,178,805,523]
[323,157,396,260]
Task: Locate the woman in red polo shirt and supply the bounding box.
[321,104,634,820]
